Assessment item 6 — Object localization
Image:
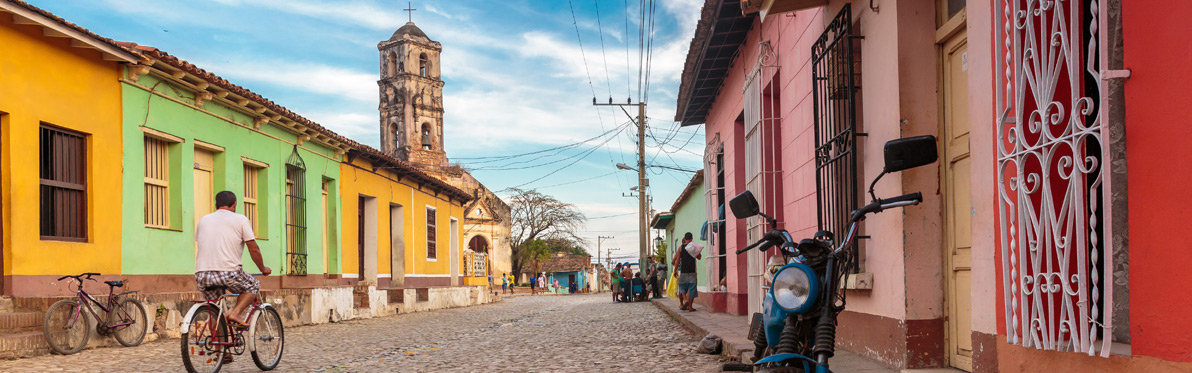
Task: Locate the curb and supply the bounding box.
[650,299,752,362]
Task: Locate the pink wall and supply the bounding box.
[701,1,946,320]
[967,0,998,336]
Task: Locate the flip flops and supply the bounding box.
[227,317,250,330]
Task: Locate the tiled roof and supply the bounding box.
[538,254,592,273]
[346,145,473,204]
[7,0,472,205]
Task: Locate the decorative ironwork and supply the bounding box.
[996,0,1113,357]
[811,4,859,260]
[285,145,308,275]
[472,253,488,277]
[744,40,783,315]
[703,135,727,291]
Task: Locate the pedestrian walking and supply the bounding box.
[537,274,546,294]
[672,232,702,312]
[530,274,537,295]
[502,275,509,294]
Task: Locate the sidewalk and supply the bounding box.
[652,297,897,373]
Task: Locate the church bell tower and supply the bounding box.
[378,21,446,167]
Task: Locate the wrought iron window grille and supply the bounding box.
[285,145,308,275]
[995,0,1118,356]
[812,4,861,272]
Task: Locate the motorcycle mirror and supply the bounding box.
[883,135,939,172]
[729,190,761,219]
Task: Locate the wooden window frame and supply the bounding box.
[242,159,266,238]
[426,206,437,260]
[39,124,87,242]
[142,129,182,229]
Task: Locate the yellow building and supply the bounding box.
[0,1,140,296]
[340,145,470,288]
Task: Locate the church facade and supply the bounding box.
[377,22,513,286]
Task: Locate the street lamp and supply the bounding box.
[654,236,663,249]
[616,163,636,171]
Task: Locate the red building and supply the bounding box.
[675,0,1192,371]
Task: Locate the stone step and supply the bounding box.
[0,312,43,332]
[0,331,48,359]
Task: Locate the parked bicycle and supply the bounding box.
[725,135,938,372]
[43,272,148,355]
[179,281,284,373]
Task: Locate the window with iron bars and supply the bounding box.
[995,0,1127,355]
[744,40,783,315]
[285,146,307,275]
[812,4,862,273]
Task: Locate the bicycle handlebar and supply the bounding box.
[57,273,101,281]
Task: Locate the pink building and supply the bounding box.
[676,0,1192,371]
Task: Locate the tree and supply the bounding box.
[507,188,586,276]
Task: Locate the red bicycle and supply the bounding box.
[179,284,284,373]
[43,273,148,355]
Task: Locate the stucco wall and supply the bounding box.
[339,159,465,286]
[0,16,124,280]
[120,73,342,277]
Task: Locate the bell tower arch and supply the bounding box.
[378,21,446,167]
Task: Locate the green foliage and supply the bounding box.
[654,241,668,262]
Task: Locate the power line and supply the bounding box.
[592,0,613,100]
[530,171,618,190]
[456,121,630,162]
[507,122,630,189]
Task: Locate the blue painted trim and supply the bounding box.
[768,262,820,313]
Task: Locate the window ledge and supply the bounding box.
[843,272,873,290]
[145,225,184,232]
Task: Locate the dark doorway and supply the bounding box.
[358,196,366,281]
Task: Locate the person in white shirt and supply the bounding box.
[195,191,272,326]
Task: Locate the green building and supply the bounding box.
[653,170,708,298]
[119,47,351,289]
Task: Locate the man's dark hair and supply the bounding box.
[683,232,693,240]
[215,191,237,208]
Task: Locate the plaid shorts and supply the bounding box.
[195,269,260,300]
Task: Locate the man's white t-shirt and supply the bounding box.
[195,209,256,272]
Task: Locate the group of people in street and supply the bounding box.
[524,273,580,295]
[609,253,670,303]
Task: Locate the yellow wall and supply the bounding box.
[0,18,124,275]
[339,159,464,282]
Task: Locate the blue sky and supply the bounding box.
[33,0,707,263]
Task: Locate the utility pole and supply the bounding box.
[595,98,647,277]
[597,236,613,292]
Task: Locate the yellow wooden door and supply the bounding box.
[322,182,329,274]
[942,28,973,372]
[193,149,215,254]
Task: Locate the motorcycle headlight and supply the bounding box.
[770,263,819,313]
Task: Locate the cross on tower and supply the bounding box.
[403,2,416,22]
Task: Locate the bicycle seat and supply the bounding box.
[104,280,124,288]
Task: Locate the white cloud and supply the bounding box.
[193,59,377,104]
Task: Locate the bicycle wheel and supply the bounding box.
[250,307,285,371]
[109,298,148,347]
[43,299,91,355]
[181,304,226,373]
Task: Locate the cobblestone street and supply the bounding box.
[0,295,722,372]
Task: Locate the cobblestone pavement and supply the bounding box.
[0,294,722,372]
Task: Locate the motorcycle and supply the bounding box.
[725,135,938,372]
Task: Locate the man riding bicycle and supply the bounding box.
[195,191,271,328]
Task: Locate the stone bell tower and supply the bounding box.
[378,21,446,167]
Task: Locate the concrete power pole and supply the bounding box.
[594,98,647,277]
[597,236,613,292]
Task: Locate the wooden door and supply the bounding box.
[358,196,366,281]
[193,149,215,255]
[390,204,405,288]
[321,183,328,274]
[941,28,973,371]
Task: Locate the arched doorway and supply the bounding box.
[467,235,489,278]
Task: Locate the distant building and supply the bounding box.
[539,252,591,294]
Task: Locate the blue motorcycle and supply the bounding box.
[726,135,938,372]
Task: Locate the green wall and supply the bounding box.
[121,73,342,276]
[666,182,709,290]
